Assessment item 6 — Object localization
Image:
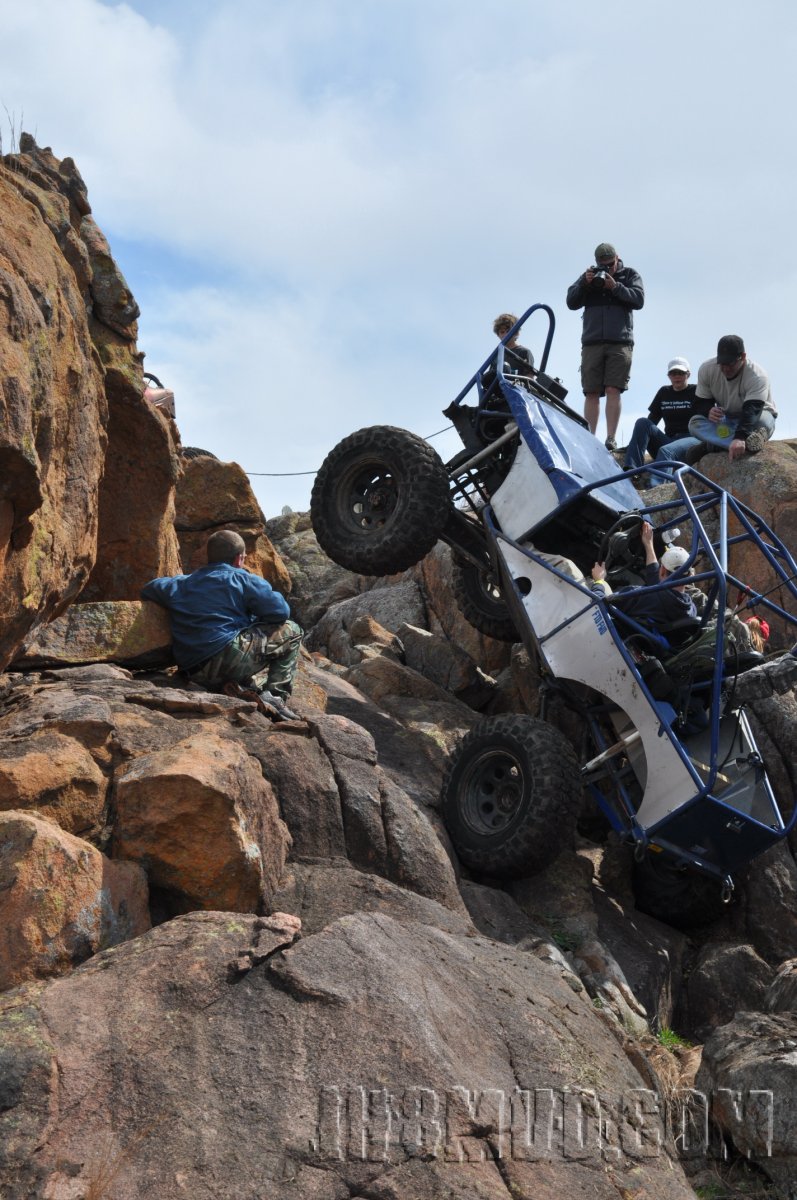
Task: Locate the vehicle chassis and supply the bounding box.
[440,305,797,891]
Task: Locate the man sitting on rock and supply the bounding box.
[141,529,302,720]
[687,335,777,462]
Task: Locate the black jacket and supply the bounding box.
[566,260,644,346]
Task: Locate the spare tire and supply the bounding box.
[180,446,219,460]
[442,714,582,878]
[311,426,450,576]
[452,556,518,642]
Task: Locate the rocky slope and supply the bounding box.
[2,137,797,1200]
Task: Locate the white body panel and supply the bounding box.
[498,539,698,827]
[491,441,559,542]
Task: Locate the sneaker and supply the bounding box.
[222,680,300,721]
[745,428,769,454]
[257,689,300,721]
[605,437,618,453]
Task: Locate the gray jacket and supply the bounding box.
[566,260,644,345]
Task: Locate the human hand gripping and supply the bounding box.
[640,521,657,565]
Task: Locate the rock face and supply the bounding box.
[0,135,181,668]
[12,599,172,669]
[0,145,107,667]
[687,442,797,650]
[267,509,362,628]
[0,728,107,836]
[4,137,797,1199]
[176,455,291,591]
[80,392,182,601]
[0,909,697,1200]
[696,1011,797,1195]
[0,810,149,991]
[113,732,290,913]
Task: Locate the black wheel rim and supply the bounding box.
[459,748,526,836]
[338,462,400,534]
[476,571,503,608]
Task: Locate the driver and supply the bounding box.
[591,523,696,629]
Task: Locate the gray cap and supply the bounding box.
[594,242,617,262]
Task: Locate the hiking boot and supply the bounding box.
[745,427,769,454]
[222,680,300,721]
[683,442,708,466]
[605,437,618,453]
[257,689,300,721]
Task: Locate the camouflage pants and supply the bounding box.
[190,620,303,699]
[665,613,756,681]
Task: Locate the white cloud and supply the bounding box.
[1,0,796,516]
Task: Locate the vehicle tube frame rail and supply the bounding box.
[479,461,797,889]
[311,298,797,901]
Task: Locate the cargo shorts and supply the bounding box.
[580,342,633,394]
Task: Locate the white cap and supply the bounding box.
[661,545,690,571]
[667,357,690,374]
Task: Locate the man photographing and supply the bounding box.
[566,242,645,452]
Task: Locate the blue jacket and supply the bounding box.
[141,562,290,669]
[566,260,645,345]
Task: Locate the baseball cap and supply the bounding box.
[716,335,745,364]
[594,242,617,262]
[661,545,690,572]
[667,357,690,374]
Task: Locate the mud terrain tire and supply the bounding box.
[311,426,450,575]
[452,556,518,642]
[632,853,729,930]
[180,446,219,460]
[442,714,581,878]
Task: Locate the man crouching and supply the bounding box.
[142,529,302,720]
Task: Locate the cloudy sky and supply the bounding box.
[2,0,794,516]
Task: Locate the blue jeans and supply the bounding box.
[623,419,672,470]
[655,434,704,473]
[687,410,776,450]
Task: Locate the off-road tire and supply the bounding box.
[442,714,581,878]
[311,426,450,575]
[180,446,219,460]
[451,556,518,642]
[632,853,729,930]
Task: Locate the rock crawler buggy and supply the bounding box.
[311,305,797,926]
